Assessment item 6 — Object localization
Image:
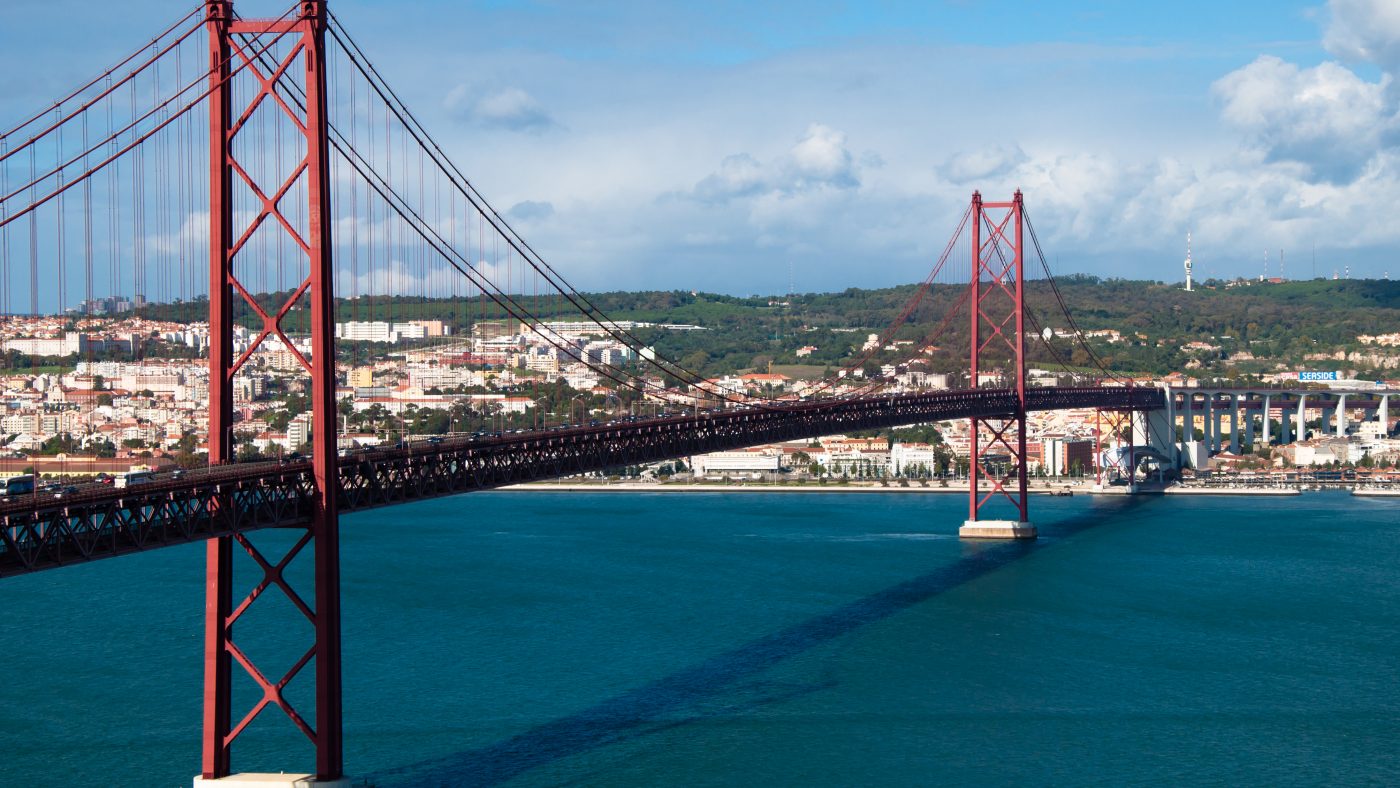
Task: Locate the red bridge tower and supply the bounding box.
[200,0,346,784]
[962,191,1036,540]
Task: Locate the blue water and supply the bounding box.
[3,491,1400,786]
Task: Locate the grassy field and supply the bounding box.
[1,364,76,376]
[761,364,828,380]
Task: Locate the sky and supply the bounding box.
[3,0,1399,295]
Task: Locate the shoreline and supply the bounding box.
[1164,486,1301,496]
[502,482,1074,494]
[498,481,1374,496]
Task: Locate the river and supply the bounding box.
[3,490,1398,786]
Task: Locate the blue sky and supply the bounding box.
[4,0,1399,295]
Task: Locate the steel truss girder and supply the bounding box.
[0,385,1163,578]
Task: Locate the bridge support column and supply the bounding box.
[1244,394,1256,451]
[1297,395,1307,443]
[1163,385,1180,466]
[1382,395,1391,437]
[1229,394,1240,454]
[1204,395,1215,452]
[961,191,1034,540]
[1336,394,1348,437]
[199,1,345,783]
[1186,393,1197,444]
[1262,395,1271,445]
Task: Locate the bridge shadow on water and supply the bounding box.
[371,495,1155,787]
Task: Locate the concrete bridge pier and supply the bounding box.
[194,776,352,788]
[1262,394,1272,445]
[1164,387,1177,444]
[1204,395,1216,452]
[1382,395,1391,437]
[1336,394,1348,437]
[1244,394,1256,451]
[1135,406,1176,468]
[1297,394,1308,442]
[1229,394,1241,454]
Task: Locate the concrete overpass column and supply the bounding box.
[1382,394,1391,437]
[1229,394,1241,454]
[1297,394,1307,442]
[1245,394,1256,450]
[1336,394,1348,437]
[1189,394,1199,445]
[1214,395,1224,452]
[1261,394,1272,445]
[1204,394,1215,451]
[1162,387,1180,467]
[1165,386,1177,443]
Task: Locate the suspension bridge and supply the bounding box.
[0,2,1163,784]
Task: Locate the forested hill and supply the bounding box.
[608,277,1400,378]
[141,277,1400,379]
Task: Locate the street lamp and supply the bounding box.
[532,397,549,431]
[570,394,586,426]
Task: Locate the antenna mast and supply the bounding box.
[1183,232,1193,291]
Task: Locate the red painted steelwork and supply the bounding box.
[968,191,1030,523]
[202,0,234,778]
[0,386,1165,579]
[201,0,342,780]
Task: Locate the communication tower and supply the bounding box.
[1183,233,1193,291]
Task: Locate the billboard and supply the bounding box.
[1299,371,1338,381]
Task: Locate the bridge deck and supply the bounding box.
[0,386,1162,577]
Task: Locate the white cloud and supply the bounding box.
[1212,55,1394,181]
[339,1,1400,290]
[444,85,556,132]
[336,257,514,299]
[939,145,1028,184]
[785,123,859,189]
[693,153,767,202]
[507,200,555,222]
[693,123,860,204]
[1324,0,1400,72]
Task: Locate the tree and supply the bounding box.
[680,350,710,373]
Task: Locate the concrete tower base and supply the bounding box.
[194,775,355,788]
[959,520,1037,540]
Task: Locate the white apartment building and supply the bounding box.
[335,320,445,343]
[820,448,891,476]
[890,442,937,475]
[690,449,781,476]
